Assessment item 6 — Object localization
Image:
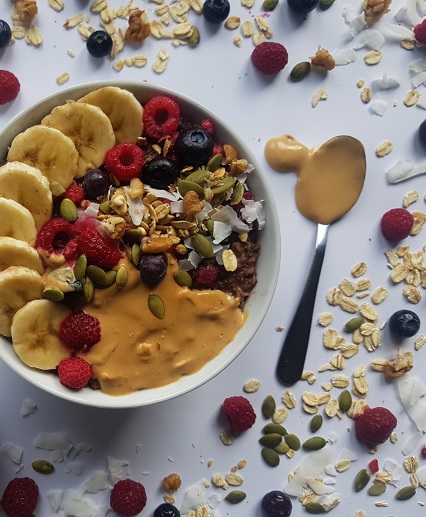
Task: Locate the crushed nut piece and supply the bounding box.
[312,89,328,108]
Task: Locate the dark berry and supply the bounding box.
[261,490,292,517]
[174,128,214,166]
[81,169,110,200]
[104,142,145,183]
[154,502,181,517]
[141,157,179,190]
[419,118,426,146]
[139,253,168,286]
[143,95,181,139]
[287,0,319,14]
[202,0,230,24]
[86,30,113,58]
[0,20,12,49]
[389,309,421,338]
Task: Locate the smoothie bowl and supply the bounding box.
[0,81,280,408]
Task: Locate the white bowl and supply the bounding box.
[0,81,280,408]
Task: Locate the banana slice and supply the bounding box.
[0,162,52,230]
[11,299,71,370]
[0,237,44,274]
[0,198,37,243]
[7,125,79,189]
[0,266,44,337]
[77,86,143,144]
[41,100,115,177]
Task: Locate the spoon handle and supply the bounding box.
[276,223,329,386]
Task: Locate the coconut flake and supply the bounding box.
[332,48,358,65]
[369,100,388,116]
[196,201,213,224]
[353,29,385,50]
[241,199,265,230]
[387,23,415,40]
[397,374,426,432]
[307,478,336,495]
[81,470,109,494]
[20,398,37,416]
[47,490,63,512]
[285,448,334,497]
[84,202,100,218]
[35,432,73,453]
[1,443,23,464]
[339,447,358,462]
[395,0,422,26]
[417,465,426,487]
[325,464,338,476]
[64,461,85,475]
[144,186,180,201]
[107,456,129,484]
[211,205,250,233]
[180,481,209,514]
[70,442,92,459]
[63,490,104,517]
[123,187,146,226]
[372,74,401,90]
[401,432,424,455]
[212,221,232,244]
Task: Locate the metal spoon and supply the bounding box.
[276,223,329,386]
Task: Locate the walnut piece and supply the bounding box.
[383,348,413,379]
[310,48,336,71]
[162,473,182,492]
[125,9,151,43]
[12,0,38,26]
[363,0,392,25]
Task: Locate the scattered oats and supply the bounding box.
[317,391,331,405]
[404,456,419,473]
[327,287,343,306]
[325,398,341,417]
[312,89,328,108]
[49,0,64,12]
[410,473,420,487]
[339,296,358,313]
[353,328,364,345]
[339,278,356,296]
[77,22,93,40]
[401,38,416,50]
[222,249,238,272]
[356,79,365,88]
[252,30,266,46]
[56,72,70,85]
[370,358,388,372]
[390,432,398,443]
[331,374,350,388]
[113,60,125,72]
[318,312,333,326]
[241,20,255,37]
[132,55,148,67]
[359,302,378,322]
[225,16,241,30]
[241,0,255,7]
[255,16,273,38]
[374,501,389,507]
[90,0,108,13]
[355,511,366,517]
[335,459,352,472]
[375,140,393,157]
[237,459,247,469]
[225,472,244,486]
[404,90,420,107]
[414,334,426,350]
[302,391,319,407]
[275,326,284,332]
[207,459,213,467]
[390,263,409,283]
[403,284,422,303]
[211,473,228,489]
[347,399,369,419]
[164,494,176,504]
[403,190,419,207]
[282,390,297,409]
[286,448,296,458]
[64,14,84,30]
[384,249,399,267]
[273,407,289,423]
[189,0,203,13]
[364,49,382,65]
[360,87,372,103]
[25,25,43,47]
[243,378,261,393]
[356,278,371,291]
[219,430,233,446]
[233,35,242,47]
[340,343,359,358]
[152,49,169,74]
[371,286,388,304]
[410,211,426,235]
[67,49,76,57]
[321,383,333,391]
[323,328,341,350]
[11,26,26,39]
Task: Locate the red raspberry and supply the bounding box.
[0,70,20,105]
[194,263,219,287]
[414,19,426,44]
[58,356,92,389]
[212,143,224,157]
[59,311,101,352]
[35,217,79,261]
[104,142,145,183]
[355,407,397,449]
[78,227,122,269]
[1,477,38,517]
[200,118,215,135]
[110,479,147,517]
[368,458,379,473]
[380,208,414,242]
[142,95,181,139]
[421,445,426,459]
[251,42,288,74]
[223,395,256,434]
[65,182,86,205]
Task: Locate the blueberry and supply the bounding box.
[141,157,179,190]
[81,169,110,200]
[139,253,168,286]
[174,128,214,166]
[287,0,319,14]
[419,118,426,146]
[261,490,292,517]
[389,309,421,338]
[0,20,12,49]
[202,0,230,24]
[86,30,113,58]
[154,502,181,517]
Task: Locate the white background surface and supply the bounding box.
[1,0,426,515]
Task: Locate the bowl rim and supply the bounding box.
[0,80,281,408]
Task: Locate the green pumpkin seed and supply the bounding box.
[368,483,386,496]
[318,0,336,10]
[344,317,364,332]
[261,394,276,418]
[205,219,214,235]
[225,490,246,504]
[131,243,141,266]
[354,468,371,492]
[188,25,200,48]
[274,441,290,454]
[83,277,94,302]
[262,0,279,11]
[50,181,66,197]
[262,423,287,435]
[42,287,64,302]
[60,198,78,222]
[290,61,311,81]
[177,179,205,197]
[174,269,192,287]
[32,459,55,474]
[148,294,165,319]
[116,265,128,289]
[285,433,301,451]
[261,447,280,467]
[86,265,108,287]
[230,181,245,205]
[338,389,352,412]
[303,436,327,451]
[99,199,111,214]
[74,254,87,281]
[207,154,223,172]
[105,270,117,287]
[185,169,212,186]
[310,414,323,433]
[191,233,214,259]
[123,228,142,244]
[211,176,236,195]
[396,485,416,500]
[259,433,283,448]
[305,502,326,514]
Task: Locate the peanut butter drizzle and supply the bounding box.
[80,257,245,396]
[264,134,366,225]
